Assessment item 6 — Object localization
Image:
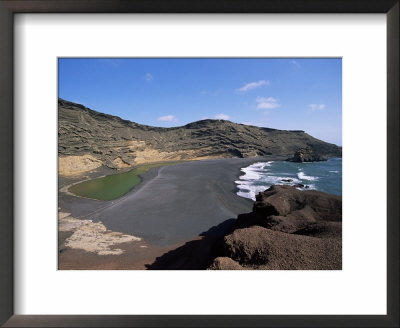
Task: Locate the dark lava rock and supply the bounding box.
[281,178,293,182]
[293,221,342,239]
[209,185,342,270]
[208,257,244,270]
[236,185,342,233]
[219,226,341,270]
[294,183,309,189]
[287,147,329,162]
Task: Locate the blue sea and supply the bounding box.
[235,158,342,201]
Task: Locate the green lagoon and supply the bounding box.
[69,162,181,201]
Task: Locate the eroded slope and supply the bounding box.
[58,99,341,176]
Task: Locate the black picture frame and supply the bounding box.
[0,1,398,327]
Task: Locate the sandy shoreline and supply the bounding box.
[58,155,286,269]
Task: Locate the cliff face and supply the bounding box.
[58,99,342,176]
[286,146,333,162]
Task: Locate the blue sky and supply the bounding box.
[58,58,342,145]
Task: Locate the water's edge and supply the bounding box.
[235,158,342,200]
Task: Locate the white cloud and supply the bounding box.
[214,113,230,120]
[310,104,326,110]
[256,97,280,109]
[237,80,269,92]
[290,60,301,68]
[157,115,177,122]
[145,73,154,82]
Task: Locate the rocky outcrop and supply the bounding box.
[209,185,342,270]
[58,99,342,175]
[208,257,245,270]
[218,226,341,270]
[236,185,342,233]
[287,147,331,162]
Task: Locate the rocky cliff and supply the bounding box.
[286,146,331,162]
[58,99,342,176]
[209,185,342,270]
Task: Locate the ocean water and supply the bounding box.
[235,158,342,201]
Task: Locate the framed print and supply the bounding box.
[0,0,398,327]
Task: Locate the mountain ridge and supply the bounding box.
[58,98,341,176]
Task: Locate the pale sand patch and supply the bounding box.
[133,148,176,164]
[59,212,141,255]
[59,212,89,232]
[59,211,72,220]
[112,156,131,169]
[133,146,223,165]
[59,154,102,176]
[127,140,146,150]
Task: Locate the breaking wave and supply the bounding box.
[235,158,342,200]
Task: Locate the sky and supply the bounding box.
[58,58,342,145]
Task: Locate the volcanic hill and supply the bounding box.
[58,98,341,176]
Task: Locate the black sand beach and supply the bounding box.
[59,156,286,247]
